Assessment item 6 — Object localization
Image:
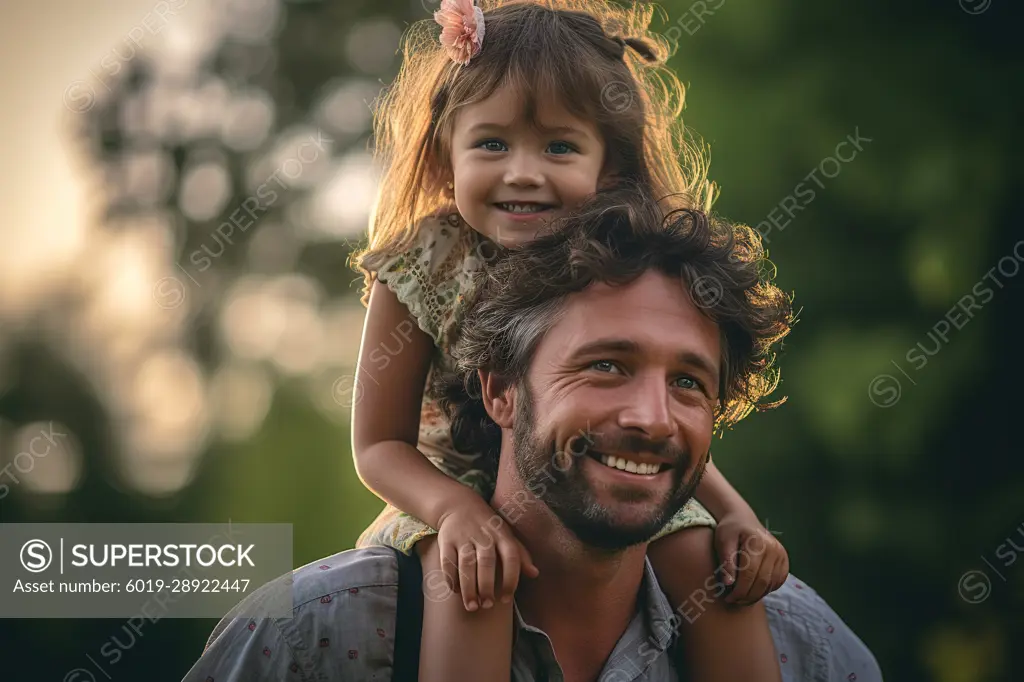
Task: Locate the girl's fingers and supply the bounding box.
[726,538,757,603]
[496,538,521,602]
[750,558,774,603]
[517,539,540,578]
[717,534,738,587]
[439,540,461,595]
[475,540,497,608]
[778,551,791,589]
[772,553,790,592]
[458,542,479,611]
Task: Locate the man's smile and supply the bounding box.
[580,450,677,488]
[582,447,676,476]
[598,453,665,475]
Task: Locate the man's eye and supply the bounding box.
[478,139,507,152]
[674,376,701,391]
[591,360,620,374]
[547,141,574,155]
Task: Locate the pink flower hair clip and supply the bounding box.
[434,0,486,65]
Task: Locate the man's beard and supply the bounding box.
[511,381,709,551]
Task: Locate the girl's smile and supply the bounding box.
[493,201,558,221]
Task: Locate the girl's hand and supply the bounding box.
[715,512,789,605]
[435,497,540,612]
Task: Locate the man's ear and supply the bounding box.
[478,368,515,429]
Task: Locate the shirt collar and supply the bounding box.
[511,556,676,653]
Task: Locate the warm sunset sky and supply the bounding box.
[0,0,209,307]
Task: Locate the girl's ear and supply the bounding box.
[478,368,514,428]
[423,146,455,198]
[425,166,455,200]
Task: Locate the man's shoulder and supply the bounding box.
[288,544,401,607]
[764,576,883,682]
[182,547,403,681]
[214,544,400,631]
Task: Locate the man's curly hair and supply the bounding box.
[434,184,794,468]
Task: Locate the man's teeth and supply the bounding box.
[498,203,548,214]
[599,454,663,475]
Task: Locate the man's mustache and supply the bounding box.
[567,429,690,468]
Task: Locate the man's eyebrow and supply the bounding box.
[675,350,720,382]
[567,338,720,378]
[568,338,640,360]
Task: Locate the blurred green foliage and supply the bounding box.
[1,1,1021,681]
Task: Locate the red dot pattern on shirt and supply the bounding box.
[234,569,870,678]
[777,619,859,680]
[241,617,309,675]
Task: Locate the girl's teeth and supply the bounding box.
[500,203,546,214]
[598,454,661,475]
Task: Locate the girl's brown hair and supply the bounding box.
[352,0,714,299]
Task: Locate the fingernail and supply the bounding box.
[482,599,493,609]
[467,601,478,611]
[501,595,511,604]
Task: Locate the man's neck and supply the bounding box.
[492,464,649,681]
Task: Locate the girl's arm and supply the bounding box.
[352,281,531,682]
[648,527,782,682]
[693,459,751,521]
[694,460,790,604]
[351,280,480,531]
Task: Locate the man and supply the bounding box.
[181,187,882,681]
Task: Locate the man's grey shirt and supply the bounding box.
[180,546,881,682]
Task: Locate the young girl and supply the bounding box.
[350,1,790,679]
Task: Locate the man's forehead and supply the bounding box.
[538,272,721,366]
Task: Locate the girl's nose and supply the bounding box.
[503,152,545,187]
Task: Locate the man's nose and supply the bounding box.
[503,151,545,187]
[616,374,676,442]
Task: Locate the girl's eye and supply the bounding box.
[478,139,507,152]
[547,141,574,155]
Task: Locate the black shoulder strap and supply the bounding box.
[391,547,424,682]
